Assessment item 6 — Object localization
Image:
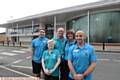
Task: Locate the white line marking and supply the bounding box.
[12,50,25,53]
[6,56,31,66]
[13,60,23,64]
[97,59,110,61]
[26,56,31,59]
[97,52,120,55]
[20,49,27,51]
[0,52,17,56]
[11,65,32,69]
[98,59,120,63]
[0,65,34,78]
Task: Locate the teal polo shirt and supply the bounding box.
[68,43,97,80]
[32,37,48,63]
[42,49,61,76]
[64,40,76,60]
[53,37,66,59]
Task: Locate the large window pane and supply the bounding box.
[67,11,120,43]
[90,11,120,43]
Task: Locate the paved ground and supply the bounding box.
[0,46,120,80]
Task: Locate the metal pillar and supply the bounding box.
[87,10,90,44]
[16,24,19,43]
[54,16,57,36]
[32,20,34,33]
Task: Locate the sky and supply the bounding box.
[0,0,99,33]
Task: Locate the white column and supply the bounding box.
[6,28,9,42]
[16,24,19,42]
[54,16,57,36]
[87,10,90,44]
[32,20,34,33]
[64,23,66,35]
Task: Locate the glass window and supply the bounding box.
[67,11,120,43]
[90,11,120,43]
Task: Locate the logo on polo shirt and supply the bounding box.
[43,41,47,43]
[83,50,89,57]
[73,49,79,53]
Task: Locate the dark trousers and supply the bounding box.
[60,60,70,80]
[69,78,74,80]
[45,74,59,80]
[32,60,45,78]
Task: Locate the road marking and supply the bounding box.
[98,58,120,63]
[97,52,120,54]
[12,60,23,64]
[12,50,26,53]
[11,65,32,69]
[6,56,31,66]
[20,49,27,51]
[0,65,35,78]
[97,59,110,61]
[26,56,31,59]
[0,52,17,56]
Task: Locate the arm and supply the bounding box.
[83,62,96,78]
[83,47,97,78]
[42,58,51,75]
[31,48,34,57]
[30,41,34,57]
[68,60,82,80]
[68,60,77,76]
[42,58,46,72]
[50,58,61,73]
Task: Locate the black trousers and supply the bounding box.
[44,74,59,80]
[60,60,70,80]
[69,78,74,80]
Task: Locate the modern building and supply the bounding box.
[0,0,120,43]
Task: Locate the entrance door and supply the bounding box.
[45,24,54,39]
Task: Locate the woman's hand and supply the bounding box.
[45,69,51,75]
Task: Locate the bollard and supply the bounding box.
[103,42,105,51]
[7,41,9,46]
[13,42,15,46]
[3,41,4,46]
[20,42,21,47]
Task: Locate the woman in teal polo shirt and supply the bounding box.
[42,39,61,80]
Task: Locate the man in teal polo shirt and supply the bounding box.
[31,29,48,79]
[53,27,66,80]
[68,30,97,80]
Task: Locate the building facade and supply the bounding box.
[0,0,120,43]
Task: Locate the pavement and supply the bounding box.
[0,46,120,80]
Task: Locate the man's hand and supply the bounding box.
[74,74,84,80]
[78,74,84,80]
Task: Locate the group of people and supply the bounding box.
[30,27,97,80]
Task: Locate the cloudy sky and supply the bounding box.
[0,0,99,33]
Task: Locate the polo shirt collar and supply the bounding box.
[75,43,87,49]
